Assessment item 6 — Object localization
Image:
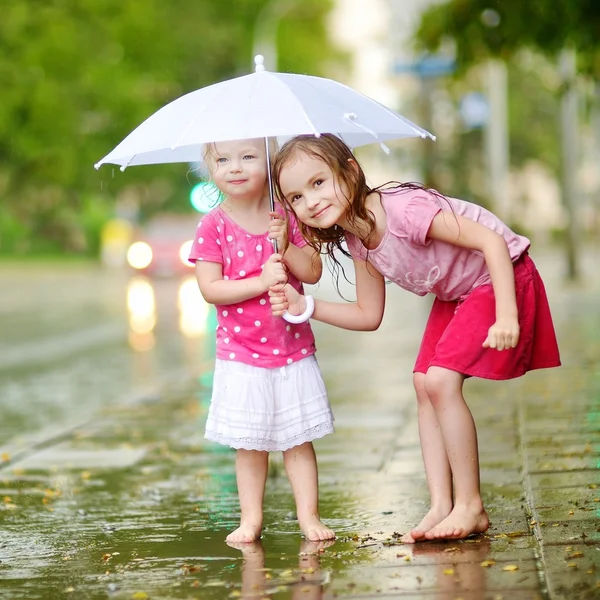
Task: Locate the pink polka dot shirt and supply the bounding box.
[188,207,316,368]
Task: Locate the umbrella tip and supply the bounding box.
[94,162,101,170]
[254,55,265,72]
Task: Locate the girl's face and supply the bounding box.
[278,153,350,229]
[207,139,268,200]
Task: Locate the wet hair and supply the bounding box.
[272,133,454,290]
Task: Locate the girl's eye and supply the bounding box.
[216,157,227,163]
[243,154,255,160]
[291,195,302,203]
[314,179,323,187]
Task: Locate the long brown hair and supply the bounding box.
[273,134,377,285]
[273,134,455,289]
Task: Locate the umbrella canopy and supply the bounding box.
[95,56,434,171]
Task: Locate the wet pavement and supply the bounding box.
[0,247,599,599]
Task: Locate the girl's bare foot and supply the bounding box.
[299,516,335,541]
[226,521,262,543]
[401,506,452,543]
[423,505,489,541]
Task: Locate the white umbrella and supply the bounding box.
[95,56,434,323]
[95,55,434,171]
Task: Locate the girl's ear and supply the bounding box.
[347,158,359,172]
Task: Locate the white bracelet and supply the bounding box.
[282,295,315,324]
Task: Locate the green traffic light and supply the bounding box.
[190,181,223,213]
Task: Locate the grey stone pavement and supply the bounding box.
[0,246,598,599]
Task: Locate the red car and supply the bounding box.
[126,214,199,277]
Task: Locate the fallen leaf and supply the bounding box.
[568,551,584,559]
[567,563,578,569]
[1,453,10,462]
[481,560,496,568]
[502,565,519,572]
[443,568,454,576]
[131,592,149,599]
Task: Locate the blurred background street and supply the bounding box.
[1,1,599,598]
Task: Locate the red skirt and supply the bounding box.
[414,253,561,380]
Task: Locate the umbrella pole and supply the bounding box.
[264,137,278,253]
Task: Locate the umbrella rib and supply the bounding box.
[264,73,321,137]
[304,76,434,140]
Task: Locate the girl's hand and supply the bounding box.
[483,318,520,351]
[260,253,287,291]
[268,212,288,253]
[269,283,305,317]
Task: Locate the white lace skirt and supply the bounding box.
[205,355,334,452]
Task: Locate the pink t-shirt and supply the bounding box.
[346,188,530,302]
[188,207,316,368]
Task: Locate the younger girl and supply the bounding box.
[269,133,560,543]
[188,137,335,543]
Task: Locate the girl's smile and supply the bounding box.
[279,154,348,229]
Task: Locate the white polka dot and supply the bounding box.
[246,234,251,238]
[220,218,225,224]
[234,326,241,333]
[227,257,231,264]
[273,349,280,355]
[294,332,300,339]
[260,337,267,343]
[259,299,266,305]
[222,310,228,317]
[301,349,308,355]
[256,244,262,251]
[198,221,202,227]
[198,257,204,261]
[224,338,230,344]
[260,264,264,270]
[287,358,293,365]
[224,275,229,280]
[239,270,246,277]
[254,320,261,326]
[237,308,243,314]
[229,352,235,359]
[216,226,220,233]
[226,235,233,242]
[286,325,291,332]
[198,237,204,244]
[252,353,259,359]
[223,327,228,332]
[237,250,244,257]
[216,239,221,245]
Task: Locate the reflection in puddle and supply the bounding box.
[228,539,333,600]
[127,276,156,351]
[178,276,209,338]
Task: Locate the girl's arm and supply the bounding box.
[271,259,386,331]
[427,211,519,349]
[196,254,286,305]
[282,244,323,284]
[268,212,322,284]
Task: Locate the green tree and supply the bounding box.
[0,0,341,255]
[415,0,600,75]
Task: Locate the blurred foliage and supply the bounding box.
[0,0,341,255]
[415,0,600,76]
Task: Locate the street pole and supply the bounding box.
[558,48,580,281]
[484,60,510,223]
[252,0,297,71]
